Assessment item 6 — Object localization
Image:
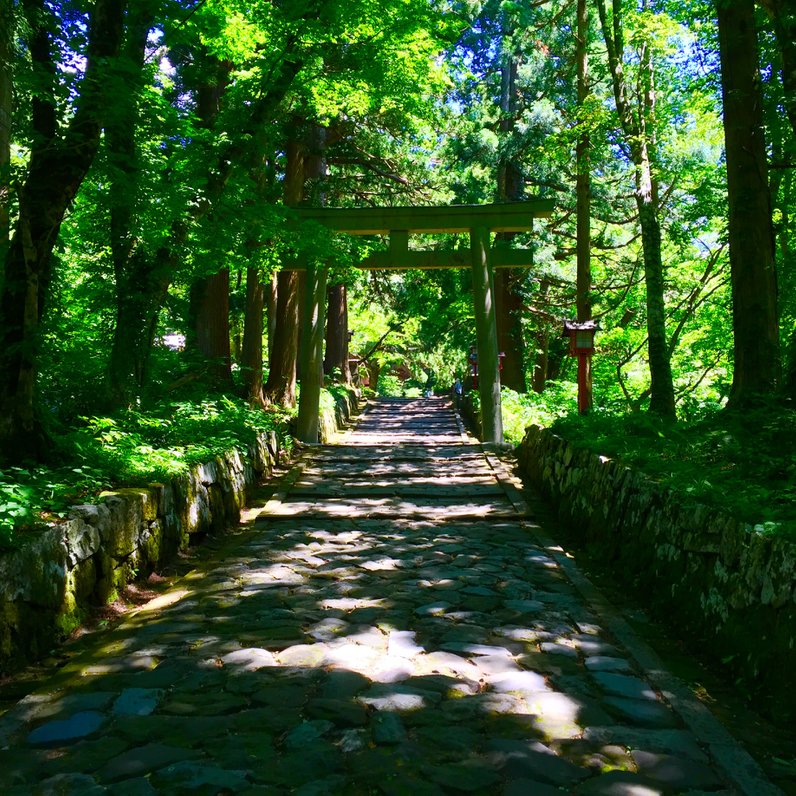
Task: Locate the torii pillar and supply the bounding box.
[470,226,503,443]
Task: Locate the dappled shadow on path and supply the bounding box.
[0,400,731,794]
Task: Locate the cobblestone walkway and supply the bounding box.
[0,399,781,795]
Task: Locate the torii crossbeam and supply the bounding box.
[291,199,554,445]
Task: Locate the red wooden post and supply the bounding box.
[563,320,597,415]
[577,352,592,414]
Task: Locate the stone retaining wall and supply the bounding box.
[517,424,796,721]
[319,388,360,443]
[0,388,360,675]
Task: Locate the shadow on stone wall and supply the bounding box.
[517,424,796,723]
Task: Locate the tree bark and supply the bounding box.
[717,0,780,403]
[264,270,301,406]
[778,168,794,399]
[106,1,161,408]
[761,0,796,138]
[242,267,266,406]
[575,0,593,412]
[531,280,552,393]
[263,130,305,407]
[324,283,351,383]
[494,270,525,390]
[575,0,591,325]
[108,248,172,406]
[297,262,328,442]
[635,180,674,416]
[0,0,127,462]
[0,0,11,262]
[471,226,504,444]
[184,61,236,389]
[495,32,526,393]
[190,269,233,389]
[266,271,278,359]
[296,122,329,440]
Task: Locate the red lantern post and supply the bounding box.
[563,320,597,414]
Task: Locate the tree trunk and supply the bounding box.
[263,130,305,407]
[494,270,525,391]
[366,360,381,392]
[785,328,796,399]
[779,169,794,400]
[106,2,160,408]
[575,0,593,413]
[0,0,127,462]
[242,267,266,406]
[297,262,328,442]
[266,271,278,359]
[637,24,675,418]
[109,24,303,408]
[264,269,300,406]
[109,250,172,406]
[0,0,11,263]
[575,0,592,410]
[531,279,552,393]
[495,36,526,393]
[718,0,780,403]
[596,0,675,418]
[324,283,351,383]
[635,181,674,417]
[575,0,591,326]
[531,329,550,394]
[296,122,329,440]
[189,269,233,389]
[762,0,796,138]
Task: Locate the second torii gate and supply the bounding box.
[291,199,554,445]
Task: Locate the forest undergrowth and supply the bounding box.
[0,392,295,550]
[524,395,796,541]
[465,386,796,541]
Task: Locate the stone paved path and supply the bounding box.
[0,398,781,795]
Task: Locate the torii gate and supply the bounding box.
[291,199,554,445]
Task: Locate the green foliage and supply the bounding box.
[72,397,293,484]
[0,465,110,550]
[500,384,579,445]
[375,374,405,397]
[552,402,796,539]
[0,397,292,549]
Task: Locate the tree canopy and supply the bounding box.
[0,0,792,471]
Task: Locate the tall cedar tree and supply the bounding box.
[106,21,305,406]
[0,0,11,261]
[0,0,127,462]
[596,0,676,418]
[106,0,162,407]
[717,0,780,403]
[495,34,527,394]
[263,129,304,408]
[324,283,351,383]
[575,0,592,409]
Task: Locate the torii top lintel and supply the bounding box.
[292,199,553,235]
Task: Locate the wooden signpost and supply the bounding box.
[290,199,554,445]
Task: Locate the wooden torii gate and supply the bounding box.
[292,199,554,445]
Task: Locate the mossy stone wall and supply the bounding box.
[517,424,796,722]
[0,391,361,675]
[0,387,364,675]
[0,430,282,674]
